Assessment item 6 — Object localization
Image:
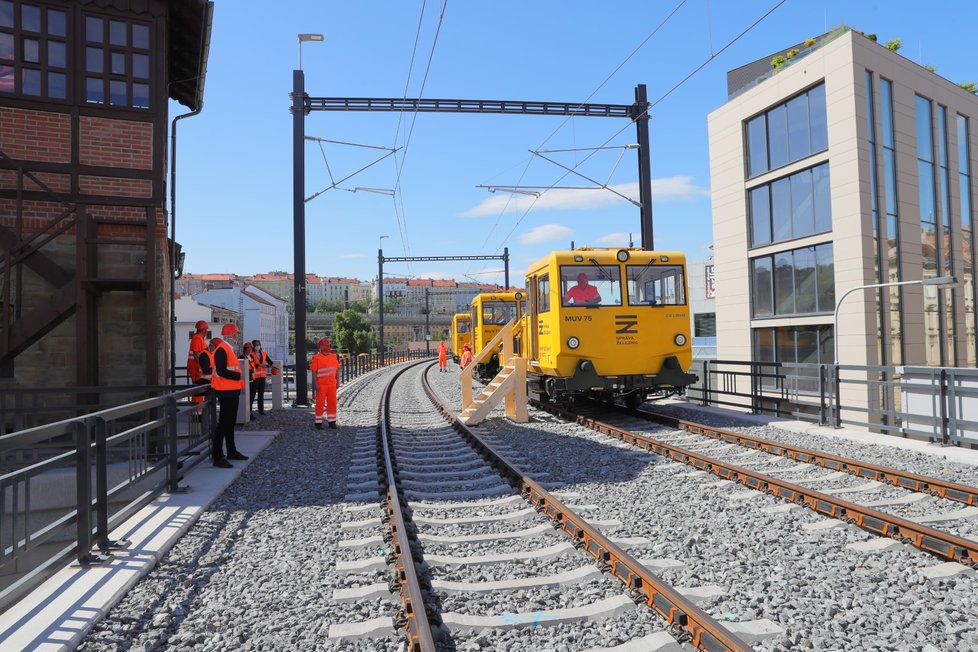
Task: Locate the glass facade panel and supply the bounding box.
[787,94,810,161]
[745,84,827,177]
[86,46,102,72]
[793,247,817,313]
[771,177,792,242]
[132,82,148,108]
[47,39,63,67]
[916,96,933,162]
[767,104,788,170]
[918,159,937,224]
[749,163,830,248]
[132,23,149,49]
[47,9,64,37]
[747,115,767,177]
[86,76,102,103]
[0,2,12,29]
[791,168,814,236]
[958,114,975,366]
[21,66,38,94]
[86,16,102,42]
[749,186,771,246]
[20,4,38,32]
[809,84,828,153]
[774,252,795,315]
[751,257,773,318]
[0,64,11,92]
[813,163,832,233]
[109,20,126,46]
[47,69,63,98]
[816,243,835,312]
[133,52,148,78]
[111,51,125,74]
[0,32,11,60]
[22,36,36,62]
[109,79,125,105]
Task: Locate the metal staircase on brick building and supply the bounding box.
[459,319,528,425]
[0,148,152,385]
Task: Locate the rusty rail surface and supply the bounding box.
[641,407,978,507]
[532,399,978,569]
[424,365,751,652]
[378,361,439,652]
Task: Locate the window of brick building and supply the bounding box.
[0,0,67,99]
[84,14,150,108]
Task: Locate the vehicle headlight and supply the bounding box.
[567,336,580,349]
[674,334,687,346]
[616,249,630,262]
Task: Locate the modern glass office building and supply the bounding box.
[708,27,978,409]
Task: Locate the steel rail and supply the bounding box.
[422,365,751,652]
[378,361,439,652]
[532,399,978,569]
[639,407,978,507]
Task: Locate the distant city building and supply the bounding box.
[192,285,289,363]
[687,258,717,360]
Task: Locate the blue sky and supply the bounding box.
[174,0,978,285]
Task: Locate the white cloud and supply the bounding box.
[338,252,365,259]
[595,232,634,245]
[519,223,572,245]
[462,176,707,217]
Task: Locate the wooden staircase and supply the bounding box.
[459,319,528,425]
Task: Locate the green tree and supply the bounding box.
[333,308,375,354]
[314,299,343,313]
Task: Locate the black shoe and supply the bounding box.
[227,452,249,461]
[258,411,266,415]
[328,421,337,430]
[315,422,323,430]
[250,415,256,421]
[213,459,233,468]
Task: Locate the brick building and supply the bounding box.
[0,0,212,389]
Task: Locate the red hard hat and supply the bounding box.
[221,323,239,337]
[195,320,209,330]
[463,343,471,350]
[318,338,331,351]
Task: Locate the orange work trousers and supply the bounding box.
[315,381,337,424]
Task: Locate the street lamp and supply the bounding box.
[833,275,957,365]
[292,32,323,406]
[297,33,323,70]
[379,234,389,250]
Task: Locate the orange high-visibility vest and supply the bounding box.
[198,349,214,381]
[252,349,269,379]
[210,340,244,391]
[311,351,340,386]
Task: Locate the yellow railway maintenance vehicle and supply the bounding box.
[470,290,524,379]
[450,312,471,363]
[522,247,697,408]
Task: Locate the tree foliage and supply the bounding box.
[333,308,374,354]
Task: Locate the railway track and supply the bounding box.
[532,398,978,572]
[329,361,754,651]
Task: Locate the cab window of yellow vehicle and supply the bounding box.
[626,265,686,306]
[458,320,470,333]
[559,266,621,307]
[538,274,550,313]
[482,301,518,325]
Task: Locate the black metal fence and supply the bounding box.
[0,350,436,614]
[688,359,978,448]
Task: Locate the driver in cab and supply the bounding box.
[563,273,601,305]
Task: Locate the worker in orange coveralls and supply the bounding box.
[187,320,209,404]
[311,338,341,430]
[437,340,448,372]
[459,342,473,369]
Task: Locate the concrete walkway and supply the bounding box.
[0,431,278,652]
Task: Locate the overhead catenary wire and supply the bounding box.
[488,0,789,257]
[469,0,690,273]
[389,0,450,264]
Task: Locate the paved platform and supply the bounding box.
[664,398,978,468]
[0,431,278,652]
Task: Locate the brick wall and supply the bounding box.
[0,107,70,163]
[79,116,153,169]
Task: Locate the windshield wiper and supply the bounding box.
[588,257,613,282]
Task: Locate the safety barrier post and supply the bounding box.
[834,364,842,428]
[818,364,827,425]
[165,394,180,493]
[940,369,949,445]
[74,419,93,564]
[94,415,109,549]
